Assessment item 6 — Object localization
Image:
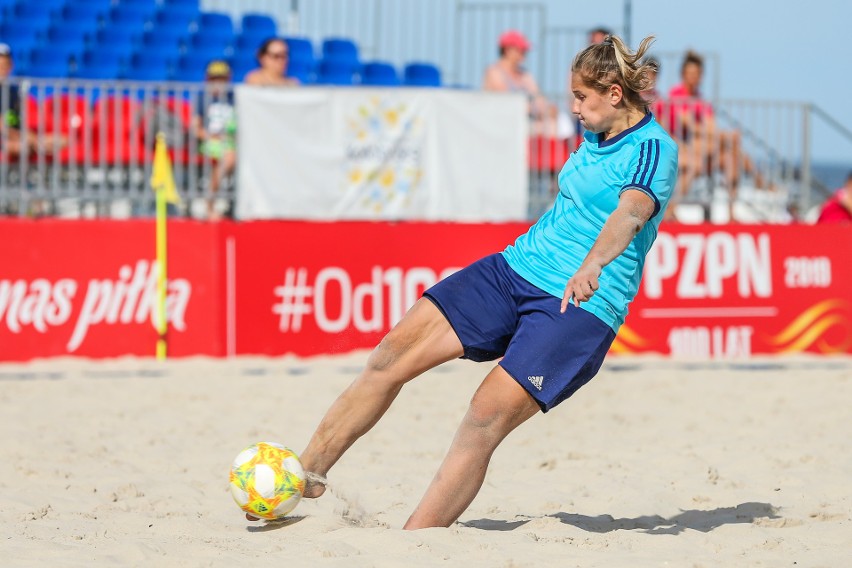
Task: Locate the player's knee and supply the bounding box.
[365,328,413,376]
[463,397,508,443]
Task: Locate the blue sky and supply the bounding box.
[539,0,851,164]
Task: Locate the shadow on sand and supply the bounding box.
[246,515,307,532]
[463,502,780,535]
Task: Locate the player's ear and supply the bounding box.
[609,84,623,106]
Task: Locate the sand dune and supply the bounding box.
[2,353,850,567]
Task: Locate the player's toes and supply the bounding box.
[303,474,327,499]
[246,513,260,521]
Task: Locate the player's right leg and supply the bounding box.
[298,297,464,497]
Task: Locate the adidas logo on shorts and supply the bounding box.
[527,375,544,391]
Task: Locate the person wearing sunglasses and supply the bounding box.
[245,37,300,86]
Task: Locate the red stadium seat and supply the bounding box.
[528,136,577,172]
[25,95,92,165]
[91,96,149,165]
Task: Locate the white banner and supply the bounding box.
[235,87,528,221]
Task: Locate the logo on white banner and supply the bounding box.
[341,95,425,216]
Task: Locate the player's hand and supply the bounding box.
[561,263,602,312]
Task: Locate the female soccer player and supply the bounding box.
[252,34,678,529]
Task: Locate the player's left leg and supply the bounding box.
[403,364,540,530]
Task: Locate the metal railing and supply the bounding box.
[0,77,840,223]
[0,79,235,218]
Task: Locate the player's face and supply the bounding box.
[570,72,618,135]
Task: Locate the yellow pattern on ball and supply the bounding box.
[229,442,306,520]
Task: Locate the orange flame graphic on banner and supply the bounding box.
[768,299,852,353]
[610,324,648,354]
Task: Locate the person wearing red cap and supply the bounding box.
[482,30,557,135]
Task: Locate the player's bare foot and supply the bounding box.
[303,472,327,498]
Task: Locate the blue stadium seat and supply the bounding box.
[15,0,66,19]
[198,12,234,37]
[361,61,400,86]
[27,60,70,79]
[82,50,126,70]
[163,0,200,8]
[154,4,200,30]
[0,25,39,62]
[286,59,314,84]
[132,52,177,71]
[189,33,232,57]
[48,19,100,45]
[109,4,157,29]
[137,43,182,63]
[177,51,218,74]
[241,13,276,38]
[75,0,113,8]
[9,5,55,32]
[63,1,109,23]
[30,45,81,69]
[316,59,357,85]
[403,62,441,87]
[284,36,314,64]
[141,29,189,52]
[234,33,267,54]
[75,61,122,80]
[94,27,141,54]
[173,57,208,82]
[122,0,159,7]
[172,66,205,83]
[321,37,359,64]
[124,60,171,82]
[229,56,256,83]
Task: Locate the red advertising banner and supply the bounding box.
[230,222,852,358]
[618,224,852,357]
[1,219,849,361]
[225,221,529,356]
[0,219,223,360]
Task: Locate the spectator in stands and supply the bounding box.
[482,30,558,136]
[244,38,300,86]
[0,43,27,160]
[816,172,852,223]
[194,60,237,221]
[639,56,680,220]
[668,50,765,221]
[588,27,613,45]
[0,43,66,163]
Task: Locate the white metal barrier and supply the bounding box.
[0,77,835,222]
[0,79,235,219]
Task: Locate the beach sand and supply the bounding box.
[2,353,850,567]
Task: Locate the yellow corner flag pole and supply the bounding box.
[151,133,181,360]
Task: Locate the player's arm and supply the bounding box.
[561,190,655,311]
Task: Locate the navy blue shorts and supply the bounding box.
[423,253,616,412]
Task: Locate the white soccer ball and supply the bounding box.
[229,442,306,520]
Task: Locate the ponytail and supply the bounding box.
[572,34,657,111]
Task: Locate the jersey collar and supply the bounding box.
[595,112,652,148]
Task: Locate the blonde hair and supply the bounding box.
[571,34,656,111]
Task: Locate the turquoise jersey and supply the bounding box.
[502,113,678,331]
